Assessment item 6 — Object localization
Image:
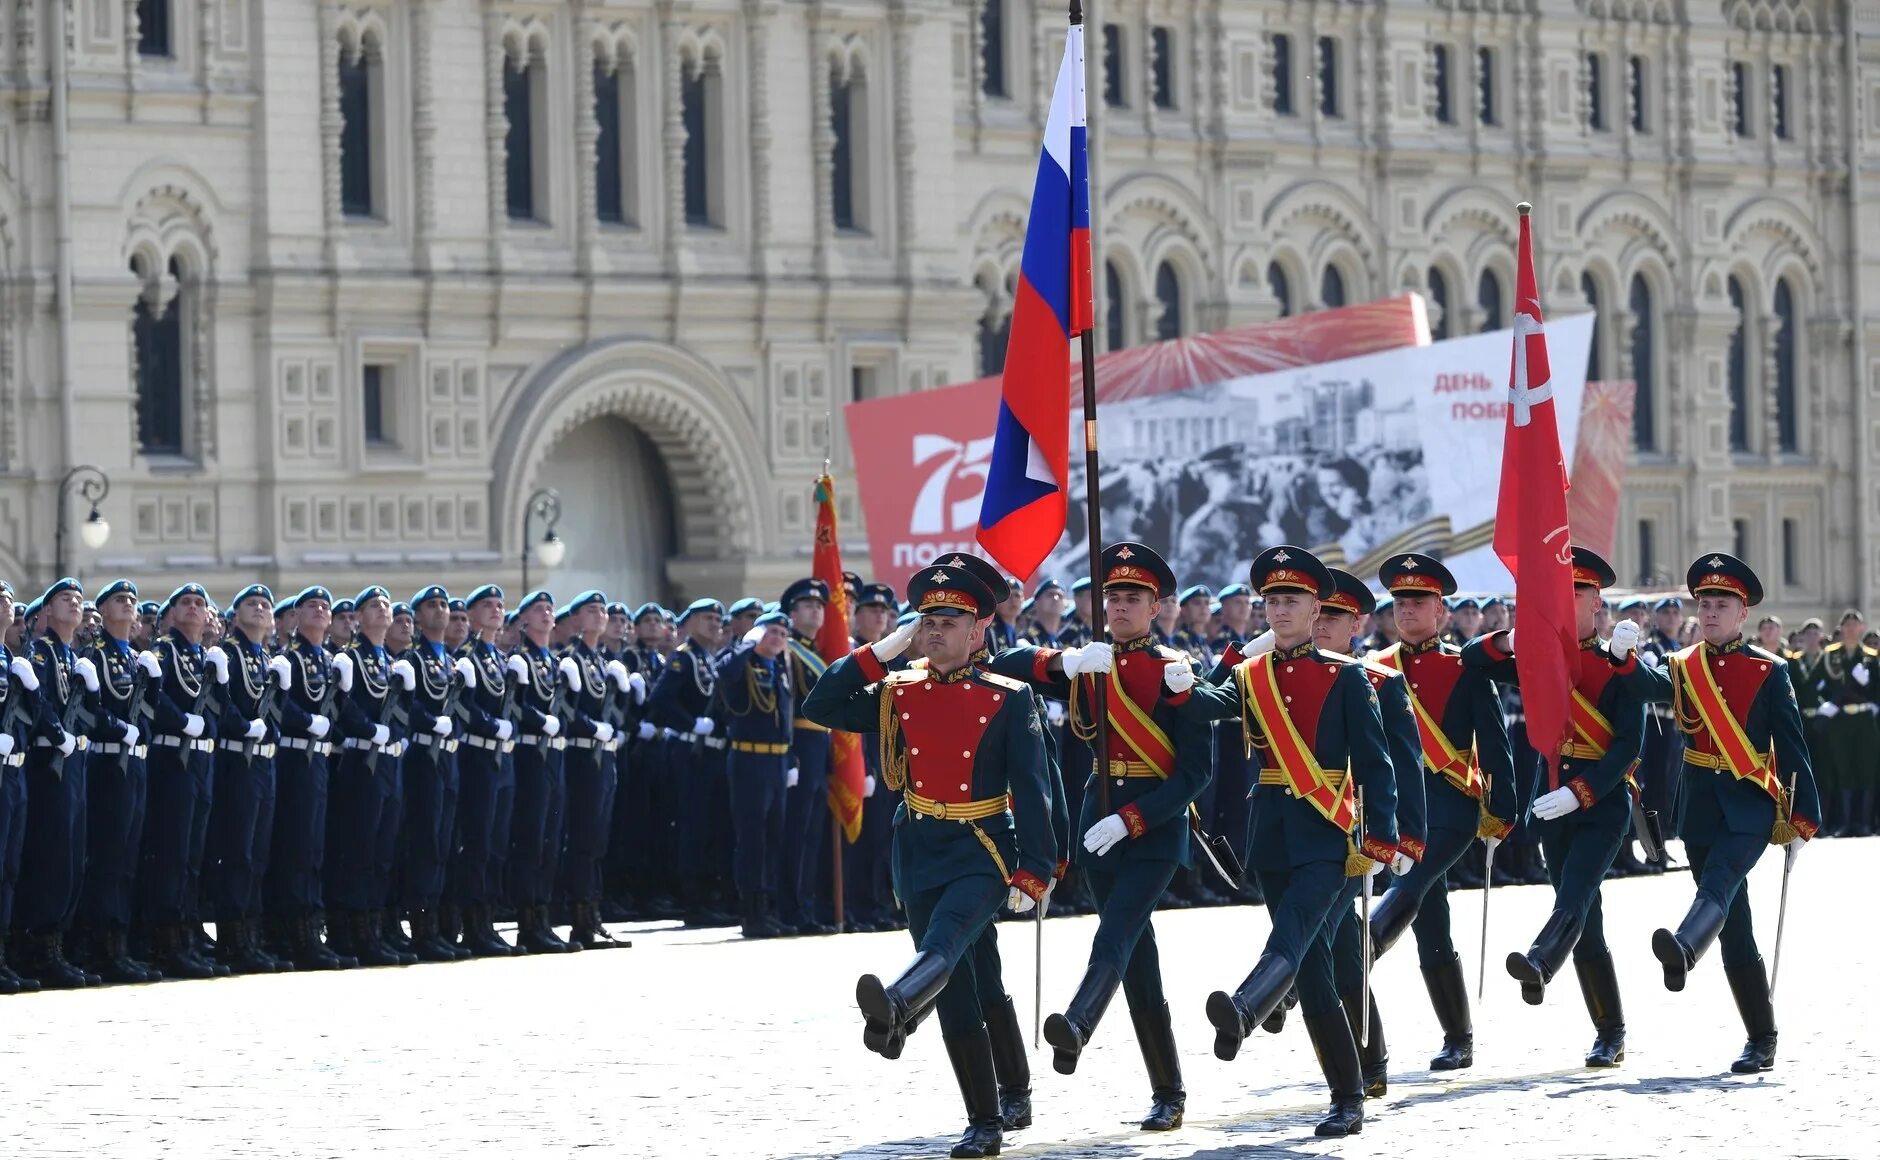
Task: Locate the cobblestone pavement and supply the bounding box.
[1,839,1870,1159]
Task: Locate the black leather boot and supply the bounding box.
[1652,896,1725,992]
[1261,985,1297,1034]
[1575,950,1626,1067]
[407,911,458,963]
[1303,1008,1365,1136]
[0,932,31,993]
[160,923,223,980]
[33,932,98,989]
[1205,952,1294,1061]
[347,912,404,967]
[982,996,1031,1130]
[380,910,418,958]
[1421,953,1474,1069]
[1340,984,1387,1097]
[97,927,161,984]
[1042,963,1119,1075]
[216,920,271,974]
[942,1025,1004,1158]
[294,914,355,970]
[1507,909,1584,1004]
[568,899,629,950]
[1725,957,1777,1073]
[1369,886,1419,961]
[517,905,575,954]
[740,893,785,940]
[1131,1001,1185,1131]
[857,950,951,1058]
[459,905,516,958]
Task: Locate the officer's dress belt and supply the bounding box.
[461,734,515,753]
[903,792,1009,822]
[341,737,404,755]
[677,732,728,751]
[152,735,214,752]
[1683,748,1773,771]
[731,741,789,755]
[92,740,146,758]
[517,734,566,750]
[220,739,277,758]
[279,737,335,755]
[413,733,459,753]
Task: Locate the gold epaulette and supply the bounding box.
[975,671,1026,693]
[882,669,926,687]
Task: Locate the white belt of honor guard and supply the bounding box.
[152,735,214,752]
[462,734,515,753]
[279,737,335,755]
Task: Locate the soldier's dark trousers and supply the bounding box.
[1680,769,1776,969]
[777,731,832,925]
[181,752,216,922]
[677,742,728,880]
[16,750,87,933]
[844,785,896,920]
[903,872,1008,1037]
[453,747,512,907]
[1328,889,1367,1001]
[78,754,147,930]
[1536,791,1629,960]
[1639,714,1684,839]
[398,743,457,911]
[508,746,564,908]
[612,737,661,894]
[967,922,1008,1010]
[139,745,202,924]
[0,763,25,928]
[324,751,389,913]
[265,751,330,917]
[1085,862,1179,1009]
[208,752,272,920]
[728,749,786,895]
[1379,823,1475,967]
[371,758,406,913]
[559,745,615,903]
[1211,732,1256,868]
[1255,862,1351,1016]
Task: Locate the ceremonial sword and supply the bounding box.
[1357,787,1371,1049]
[1478,771,1497,1003]
[1771,767,1800,996]
[1033,882,1049,1049]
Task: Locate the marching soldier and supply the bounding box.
[1635,554,1820,1073]
[1462,547,1647,1068]
[556,590,626,949]
[803,565,1054,1160]
[507,589,571,954]
[453,585,520,957]
[266,586,354,970]
[712,609,794,939]
[1361,553,1516,1073]
[647,599,733,929]
[73,579,158,983]
[777,580,835,935]
[1194,546,1401,1138]
[396,586,471,962]
[844,583,900,933]
[207,584,289,974]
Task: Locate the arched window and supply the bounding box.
[981,0,1007,99]
[1581,272,1602,381]
[978,306,1008,379]
[1154,262,1183,341]
[1319,265,1346,310]
[137,0,172,57]
[1428,268,1450,341]
[831,61,869,232]
[1726,276,1750,452]
[1268,262,1292,317]
[338,33,383,218]
[132,257,186,456]
[503,46,544,222]
[1476,269,1503,332]
[1629,274,1656,450]
[1104,261,1126,352]
[1773,278,1798,452]
[594,52,639,226]
[681,53,724,227]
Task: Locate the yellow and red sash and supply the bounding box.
[1098,666,1175,776]
[1378,645,1484,799]
[1236,653,1356,832]
[1568,689,1614,755]
[1671,645,1782,802]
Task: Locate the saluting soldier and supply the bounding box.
[73,579,158,984]
[452,585,520,957]
[712,609,794,939]
[206,584,289,974]
[396,585,471,963]
[266,586,353,971]
[1634,554,1820,1073]
[1462,547,1646,1068]
[1361,553,1516,1073]
[556,590,626,949]
[803,565,1054,1160]
[506,589,572,954]
[0,581,38,992]
[646,599,733,929]
[777,580,835,936]
[1193,546,1400,1138]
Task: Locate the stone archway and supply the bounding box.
[534,416,678,606]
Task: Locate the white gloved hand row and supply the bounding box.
[269,653,293,690]
[332,652,355,692]
[494,720,514,742]
[309,715,330,740]
[72,657,100,693]
[56,730,75,757]
[1609,619,1640,660]
[741,626,766,648]
[204,646,230,682]
[637,721,657,742]
[1045,700,1067,728]
[1533,785,1582,820]
[593,721,616,744]
[122,724,140,749]
[431,715,453,737]
[1062,641,1114,678]
[1390,850,1415,876]
[1366,857,1388,878]
[7,658,36,692]
[454,656,477,688]
[541,715,562,738]
[136,651,162,680]
[183,713,206,738]
[605,659,631,691]
[870,620,917,663]
[506,655,530,683]
[1855,664,1872,688]
[1162,656,1195,694]
[0,734,14,757]
[558,656,582,689]
[693,716,715,737]
[1083,813,1130,856]
[1818,702,1841,718]
[371,724,391,747]
[245,718,266,741]
[1006,887,1036,915]
[786,764,800,789]
[863,774,877,799]
[390,658,417,691]
[629,672,647,704]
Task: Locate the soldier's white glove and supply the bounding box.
[1245,629,1277,657]
[431,716,453,737]
[506,655,529,684]
[637,721,656,741]
[541,715,561,738]
[309,715,330,740]
[558,656,582,689]
[1366,857,1389,878]
[1856,664,1872,688]
[72,657,99,692]
[1062,641,1114,678]
[454,656,477,688]
[332,652,355,692]
[1533,785,1581,820]
[56,730,75,757]
[245,719,266,741]
[371,724,391,747]
[1006,887,1036,915]
[1785,836,1805,869]
[391,658,417,691]
[593,721,616,743]
[136,651,162,680]
[870,620,917,662]
[1609,619,1639,661]
[122,724,140,749]
[1084,813,1130,856]
[741,626,766,648]
[864,774,877,798]
[629,672,647,704]
[1818,701,1840,718]
[269,654,293,690]
[693,717,715,737]
[1045,700,1067,727]
[183,713,206,738]
[1162,656,1196,694]
[0,734,13,757]
[786,764,800,788]
[7,658,36,692]
[205,646,230,682]
[494,720,513,742]
[1504,628,1516,653]
[1391,850,1415,876]
[605,660,630,691]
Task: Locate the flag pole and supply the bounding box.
[1069,0,1109,818]
[821,431,847,933]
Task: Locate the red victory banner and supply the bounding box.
[813,473,867,842]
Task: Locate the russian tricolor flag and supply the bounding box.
[976,22,1091,583]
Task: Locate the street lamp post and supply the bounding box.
[520,487,566,592]
[53,464,111,581]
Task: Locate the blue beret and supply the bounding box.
[1019,596,1038,614]
[754,610,789,629]
[1481,596,1505,609]
[0,580,11,598]
[465,584,504,610]
[1618,596,1647,611]
[331,598,356,614]
[763,602,781,615]
[95,579,138,603]
[410,585,450,608]
[632,602,666,623]
[230,584,274,611]
[565,589,606,615]
[678,598,725,624]
[275,592,299,614]
[392,603,412,619]
[1032,578,1064,598]
[21,598,41,620]
[515,590,554,616]
[726,597,765,618]
[1654,596,1683,611]
[354,586,391,608]
[448,598,465,612]
[782,578,831,608]
[1218,583,1252,600]
[1373,595,1395,613]
[1070,577,1092,594]
[553,604,571,624]
[160,582,207,616]
[1178,584,1212,605]
[42,576,82,605]
[503,610,519,627]
[605,601,629,617]
[137,600,159,616]
[1209,600,1222,615]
